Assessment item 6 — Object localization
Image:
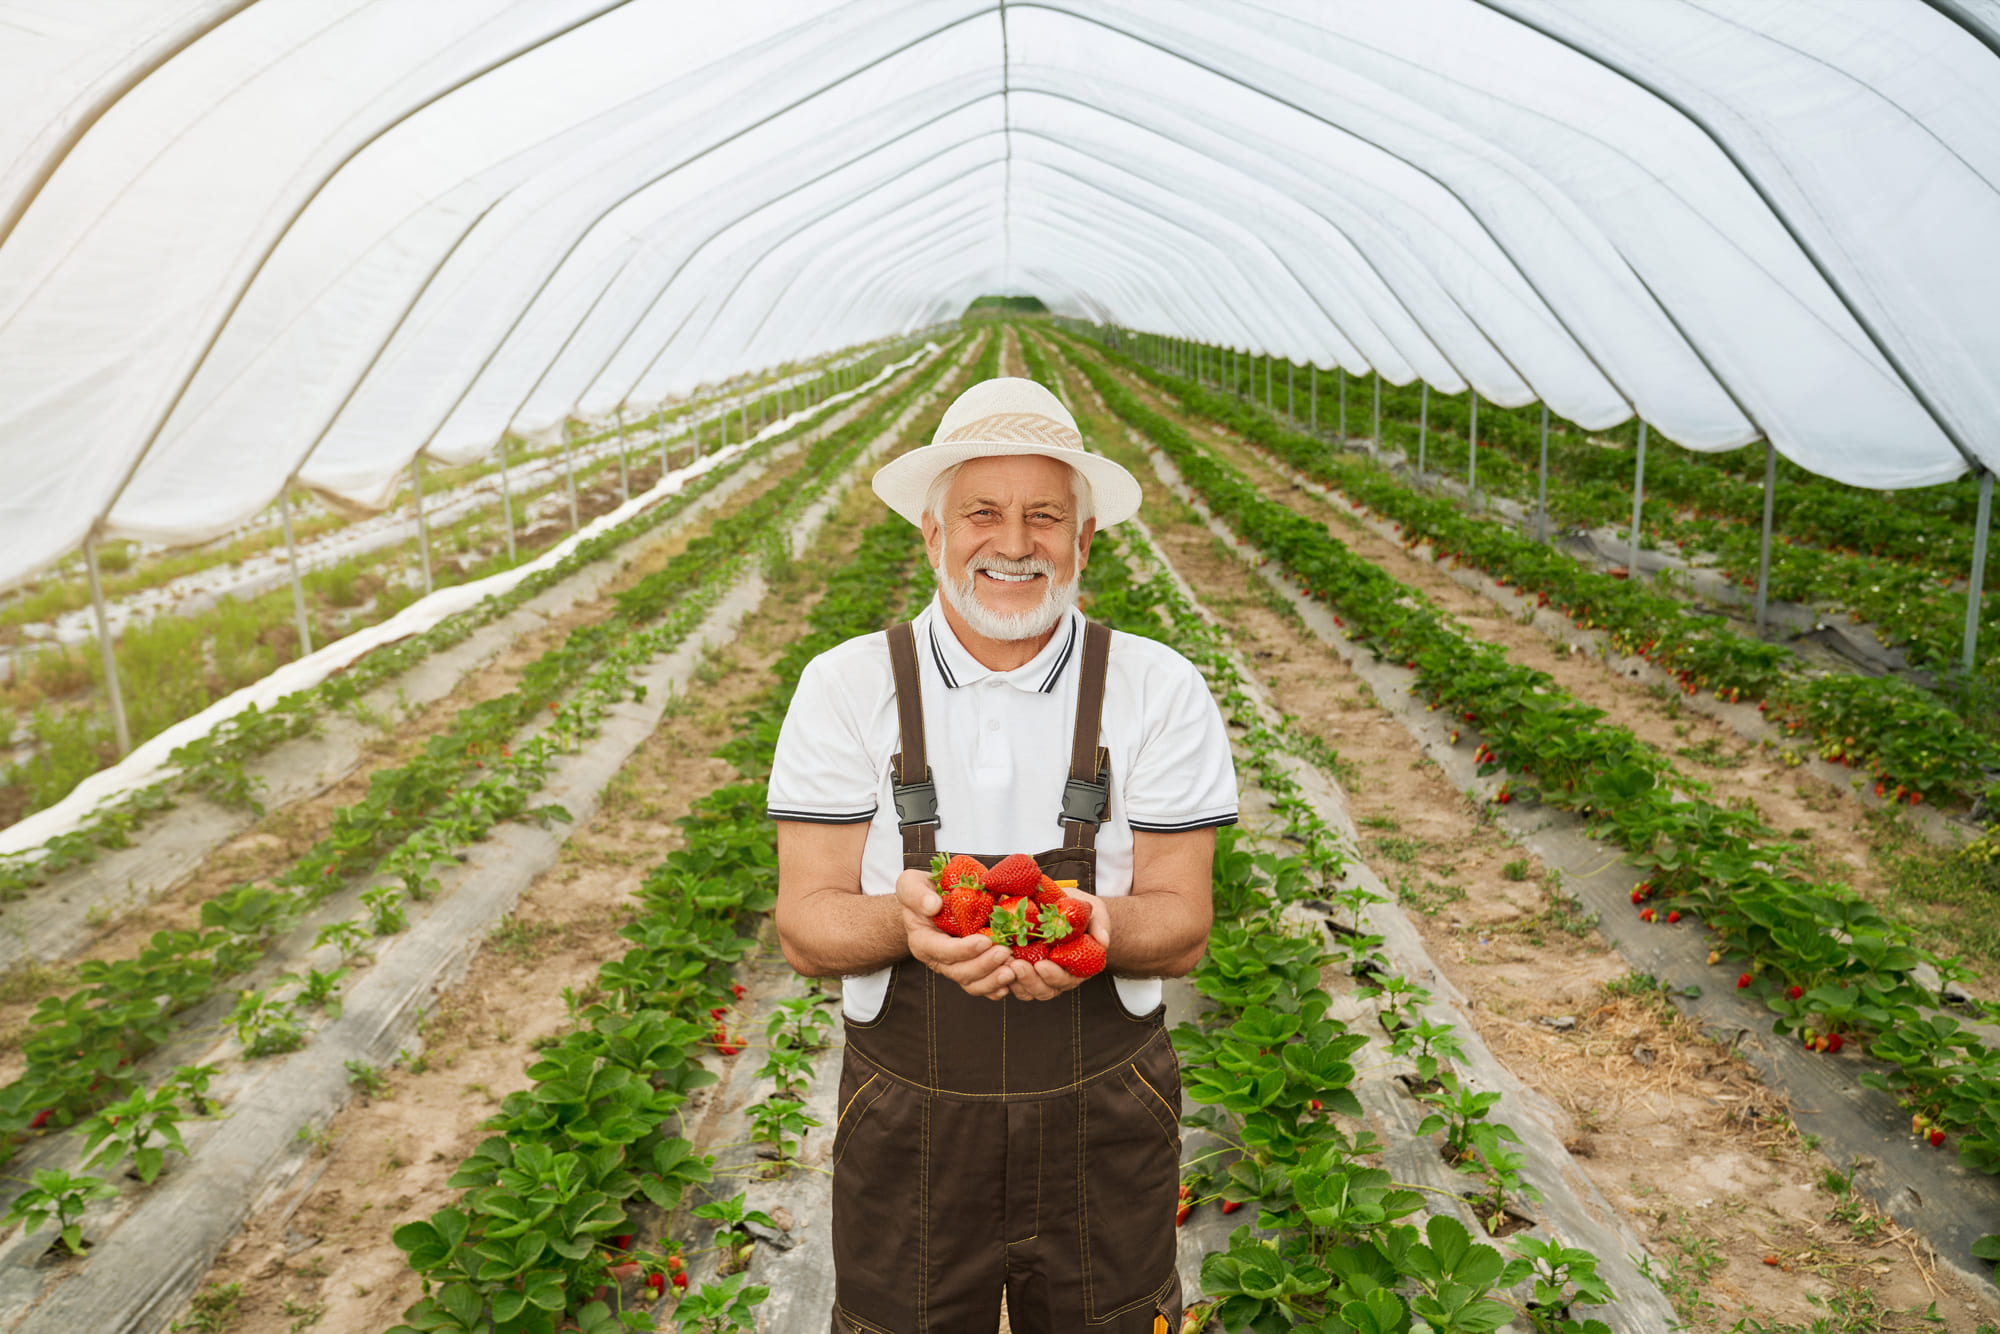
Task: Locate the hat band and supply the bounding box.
[935,412,1083,452]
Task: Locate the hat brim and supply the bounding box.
[871,441,1144,529]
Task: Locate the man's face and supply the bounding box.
[922,455,1096,639]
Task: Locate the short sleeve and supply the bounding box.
[766,654,879,824]
[1122,653,1239,832]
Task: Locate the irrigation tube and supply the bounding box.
[1966,472,1993,676]
[281,491,313,657]
[1628,421,1649,572]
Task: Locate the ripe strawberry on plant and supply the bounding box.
[984,853,1042,898]
[935,887,994,938]
[1051,933,1107,978]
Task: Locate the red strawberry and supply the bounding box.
[1050,896,1092,936]
[1219,1200,1242,1214]
[671,1272,689,1291]
[1929,1128,1946,1148]
[984,853,1041,898]
[1175,1201,1193,1227]
[1787,985,1803,1001]
[1666,910,1681,924]
[1737,973,1752,989]
[666,1255,684,1273]
[645,1274,666,1296]
[1051,934,1107,978]
[935,887,994,937]
[995,896,1040,927]
[1033,874,1067,907]
[1639,907,1655,923]
[932,853,988,894]
[1012,941,1051,966]
[1825,1033,1844,1053]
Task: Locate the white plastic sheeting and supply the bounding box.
[1,0,1996,595]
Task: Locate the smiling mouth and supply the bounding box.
[978,569,1043,584]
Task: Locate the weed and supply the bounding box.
[1501,857,1531,881]
[344,1059,389,1098]
[281,1298,325,1332]
[171,1281,243,1333]
[1356,813,1399,831]
[1371,834,1430,865]
[295,1122,336,1158]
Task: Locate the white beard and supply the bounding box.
[938,541,1080,642]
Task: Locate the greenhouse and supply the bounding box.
[0,3,1997,1331]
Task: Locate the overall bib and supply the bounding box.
[829,620,1183,1334]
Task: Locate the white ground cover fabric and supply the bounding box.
[1,0,1996,595]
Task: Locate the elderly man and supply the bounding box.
[767,376,1237,1334]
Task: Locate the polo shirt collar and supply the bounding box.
[924,598,1082,695]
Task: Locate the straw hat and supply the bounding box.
[871,377,1143,528]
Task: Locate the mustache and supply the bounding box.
[965,554,1057,577]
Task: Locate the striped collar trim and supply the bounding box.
[925,604,1081,695]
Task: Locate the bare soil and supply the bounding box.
[1036,333,2000,1333]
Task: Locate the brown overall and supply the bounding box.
[829,620,1182,1334]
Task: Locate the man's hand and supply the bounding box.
[1004,888,1112,1002]
[895,868,1019,1000]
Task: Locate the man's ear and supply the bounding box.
[1076,518,1097,569]
[920,512,942,569]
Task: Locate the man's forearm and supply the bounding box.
[776,889,910,978]
[1101,891,1210,979]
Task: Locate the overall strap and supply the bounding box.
[1061,621,1114,851]
[885,621,938,867]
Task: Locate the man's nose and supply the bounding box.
[992,510,1035,557]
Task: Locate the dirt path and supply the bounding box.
[1033,332,1998,1334]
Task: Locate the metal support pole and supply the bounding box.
[84,536,132,757]
[498,436,517,564]
[1264,356,1273,412]
[1287,362,1294,421]
[1753,441,1777,637]
[657,413,669,482]
[1417,383,1429,482]
[1309,364,1317,433]
[411,457,434,592]
[1338,369,1347,442]
[615,411,630,503]
[1628,420,1648,572]
[280,488,312,657]
[1468,389,1479,496]
[1372,374,1381,454]
[561,435,579,532]
[1536,405,1550,544]
[1964,470,1993,675]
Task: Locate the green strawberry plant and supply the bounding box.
[2,1168,119,1256]
[77,1086,189,1183]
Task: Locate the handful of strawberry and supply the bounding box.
[930,852,1106,978]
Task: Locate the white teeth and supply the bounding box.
[980,570,1038,583]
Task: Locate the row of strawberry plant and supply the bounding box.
[1086,337,2000,810]
[0,339,967,1179]
[1055,335,2000,1187]
[1032,333,1624,1333]
[387,409,958,1334]
[0,343,935,903]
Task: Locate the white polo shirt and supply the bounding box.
[767,598,1239,1021]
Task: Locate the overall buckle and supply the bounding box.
[1060,776,1109,826]
[892,773,940,829]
